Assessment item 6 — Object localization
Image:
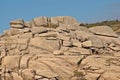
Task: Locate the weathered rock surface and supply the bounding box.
[89,26,118,37]
[0,16,120,80]
[31,27,48,34]
[33,17,48,27]
[29,37,60,52]
[10,19,25,29]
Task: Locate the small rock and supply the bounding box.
[34,75,43,79]
[53,50,64,55]
[71,39,82,47]
[60,46,69,52]
[63,41,73,47]
[108,43,120,51]
[68,47,91,55]
[12,72,23,80]
[46,37,57,40]
[21,69,35,80]
[82,40,92,47]
[38,78,49,80]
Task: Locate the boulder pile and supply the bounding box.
[0,16,120,80]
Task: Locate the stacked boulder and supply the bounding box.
[0,16,120,80]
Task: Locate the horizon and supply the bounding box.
[0,0,120,33]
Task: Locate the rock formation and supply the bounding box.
[0,16,120,80]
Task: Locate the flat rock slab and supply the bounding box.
[89,26,118,37]
[29,37,60,52]
[10,19,24,28]
[88,36,104,48]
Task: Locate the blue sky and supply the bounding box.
[0,0,120,33]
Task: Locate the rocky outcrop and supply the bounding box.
[0,16,120,80]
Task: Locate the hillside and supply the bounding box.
[0,16,120,80]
